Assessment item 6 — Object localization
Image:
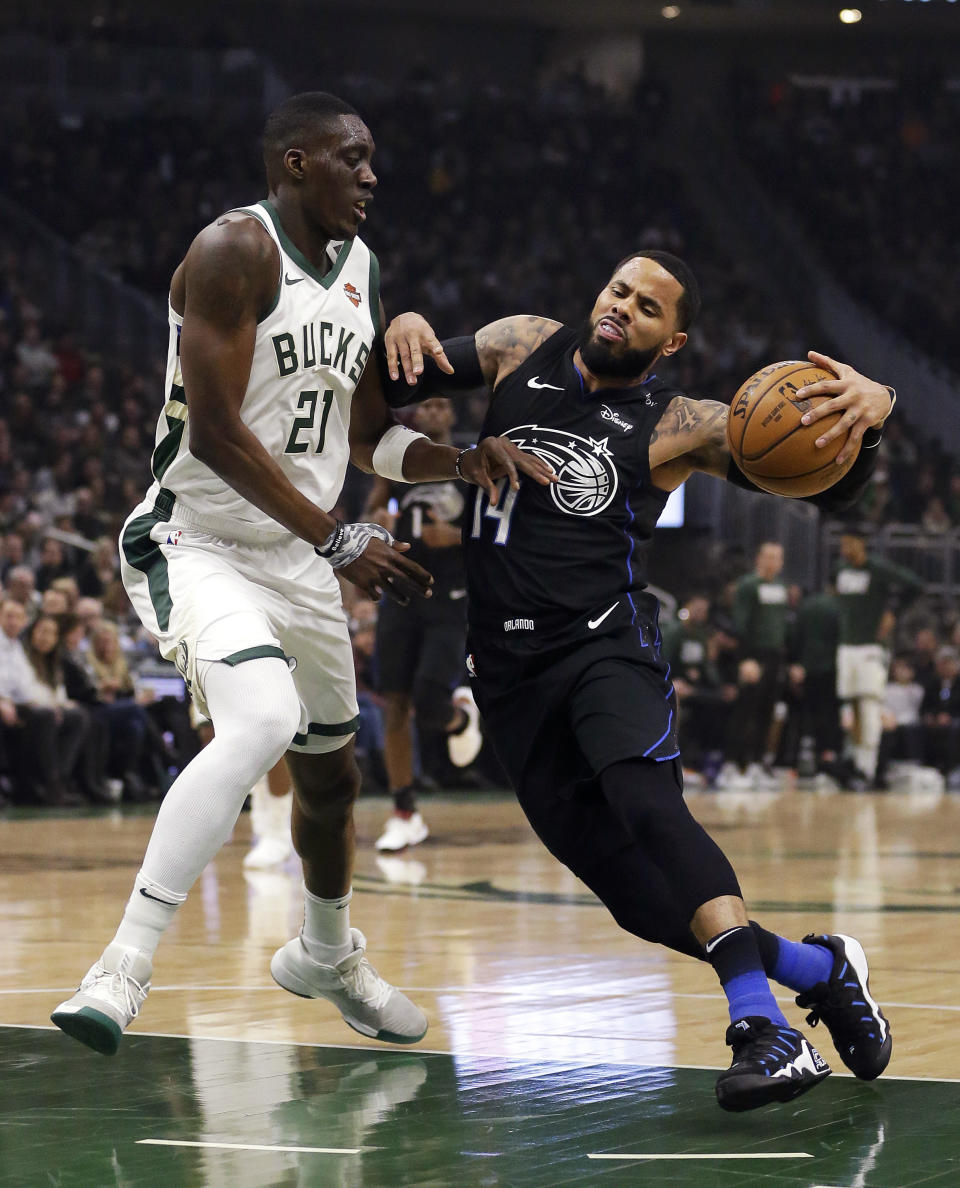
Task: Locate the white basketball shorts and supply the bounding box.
[120,496,358,754]
[836,643,888,701]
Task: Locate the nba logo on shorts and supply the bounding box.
[166,529,183,546]
[466,653,477,677]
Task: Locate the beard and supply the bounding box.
[576,318,660,380]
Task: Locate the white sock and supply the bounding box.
[113,872,187,960]
[301,885,353,964]
[110,657,300,958]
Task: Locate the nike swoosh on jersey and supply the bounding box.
[284,274,304,285]
[527,377,565,391]
[587,601,620,630]
[704,926,743,955]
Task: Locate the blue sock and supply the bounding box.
[706,926,789,1027]
[749,921,835,993]
[771,937,834,993]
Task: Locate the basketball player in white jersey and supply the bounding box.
[51,92,553,1053]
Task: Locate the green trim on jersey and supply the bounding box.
[151,416,185,482]
[121,512,173,632]
[220,645,288,667]
[368,249,381,339]
[169,383,186,405]
[292,715,360,745]
[260,200,355,289]
[230,206,282,323]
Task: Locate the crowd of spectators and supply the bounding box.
[731,69,960,374]
[2,66,960,807]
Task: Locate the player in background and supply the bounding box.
[51,92,550,1055]
[364,397,482,852]
[383,251,895,1110]
[244,756,295,869]
[723,541,793,789]
[833,529,925,788]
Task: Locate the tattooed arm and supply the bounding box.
[380,312,561,407]
[474,316,563,388]
[648,397,730,491]
[648,394,883,511]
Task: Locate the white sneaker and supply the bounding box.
[244,835,294,869]
[448,686,482,768]
[271,928,428,1044]
[51,942,152,1055]
[375,811,429,852]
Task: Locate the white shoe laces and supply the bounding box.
[82,962,149,1021]
[339,954,392,1012]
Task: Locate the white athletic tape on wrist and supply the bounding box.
[371,424,429,482]
[318,522,394,569]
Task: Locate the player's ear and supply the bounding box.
[283,148,307,180]
[661,331,687,358]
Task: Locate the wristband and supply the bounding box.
[315,521,394,569]
[455,446,475,480]
[315,519,345,558]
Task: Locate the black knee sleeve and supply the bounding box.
[412,678,454,734]
[599,757,742,920]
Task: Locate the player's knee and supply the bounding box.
[293,751,361,824]
[255,693,302,761]
[412,678,452,732]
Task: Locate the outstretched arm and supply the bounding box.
[380,313,562,406]
[649,359,895,510]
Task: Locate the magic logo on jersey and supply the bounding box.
[506,424,619,516]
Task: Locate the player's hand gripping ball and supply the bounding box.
[726,360,861,497]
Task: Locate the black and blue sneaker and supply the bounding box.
[716,1017,831,1112]
[796,933,892,1080]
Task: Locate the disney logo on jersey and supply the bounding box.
[599,405,634,432]
[507,424,618,517]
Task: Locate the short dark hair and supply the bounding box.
[262,91,361,176]
[613,250,701,331]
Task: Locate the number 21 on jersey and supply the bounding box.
[471,480,519,545]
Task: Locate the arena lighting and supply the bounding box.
[839,7,863,20]
[661,5,681,18]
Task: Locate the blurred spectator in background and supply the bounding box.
[876,654,926,791]
[19,611,88,804]
[834,530,925,789]
[723,542,790,789]
[791,583,842,783]
[919,646,960,786]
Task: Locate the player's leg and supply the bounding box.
[374,599,428,851]
[244,756,294,869]
[415,619,481,772]
[569,643,830,1111]
[270,742,427,1043]
[270,569,427,1043]
[51,650,301,1053]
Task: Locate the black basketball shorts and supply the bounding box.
[467,604,679,860]
[376,592,467,697]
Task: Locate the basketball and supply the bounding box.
[726,360,861,498]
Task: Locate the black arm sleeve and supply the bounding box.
[380,335,486,408]
[725,426,882,512]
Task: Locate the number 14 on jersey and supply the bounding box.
[471,480,519,545]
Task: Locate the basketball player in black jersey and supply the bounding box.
[365,397,481,852]
[382,250,894,1111]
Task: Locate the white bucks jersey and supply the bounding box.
[148,200,380,539]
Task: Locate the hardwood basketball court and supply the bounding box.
[1,784,958,1185]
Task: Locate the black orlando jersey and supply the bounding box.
[393,478,466,593]
[464,325,683,648]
